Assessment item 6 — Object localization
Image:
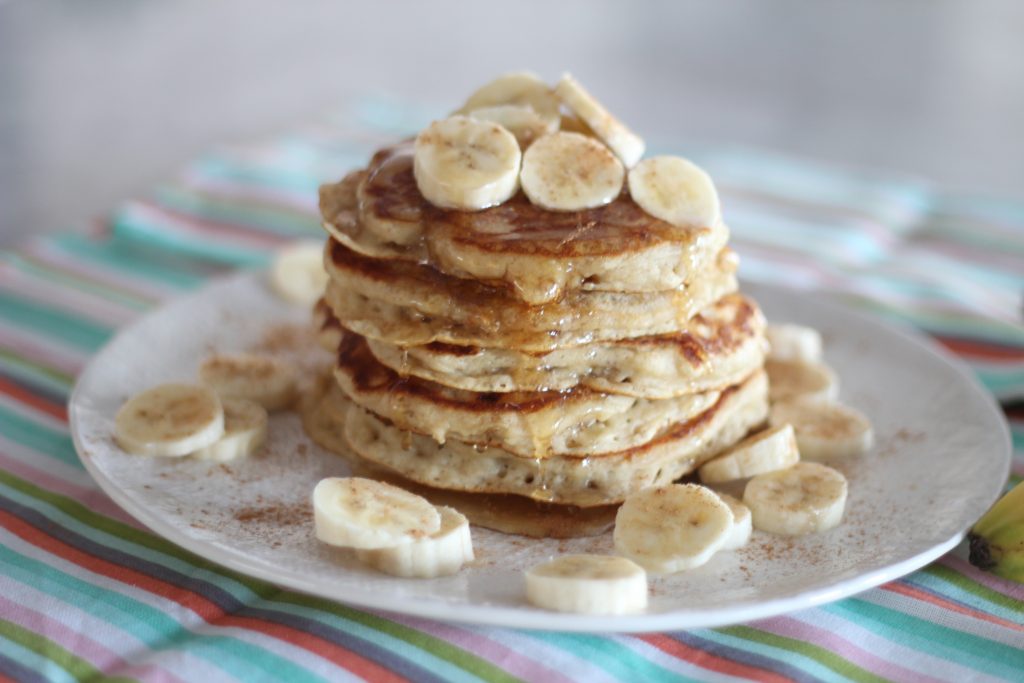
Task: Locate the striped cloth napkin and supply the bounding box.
[1,100,1022,682]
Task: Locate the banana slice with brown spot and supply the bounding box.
[413,116,522,210]
[744,462,848,535]
[699,424,800,484]
[200,353,299,412]
[520,132,624,211]
[613,484,734,574]
[771,398,874,460]
[766,359,838,404]
[313,477,441,549]
[114,383,224,457]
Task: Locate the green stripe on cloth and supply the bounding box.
[920,564,1024,616]
[717,625,885,683]
[0,619,134,683]
[0,637,76,683]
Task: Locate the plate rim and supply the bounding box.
[68,273,1012,632]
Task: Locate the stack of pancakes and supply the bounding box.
[303,142,769,538]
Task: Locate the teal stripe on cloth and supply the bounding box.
[51,234,211,290]
[0,291,111,352]
[0,405,79,469]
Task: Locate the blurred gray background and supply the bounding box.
[2,0,1023,245]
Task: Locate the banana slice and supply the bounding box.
[355,506,473,578]
[270,241,328,307]
[520,132,625,211]
[525,554,647,615]
[554,74,645,167]
[770,398,874,459]
[313,477,441,549]
[744,462,848,536]
[114,383,224,457]
[613,484,733,574]
[192,398,267,462]
[458,71,562,132]
[765,323,823,363]
[199,353,298,412]
[766,359,838,404]
[717,493,753,550]
[698,424,800,484]
[627,156,721,228]
[413,116,521,211]
[465,104,553,150]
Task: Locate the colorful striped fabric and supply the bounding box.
[2,99,1023,682]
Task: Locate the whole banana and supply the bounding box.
[968,480,1024,582]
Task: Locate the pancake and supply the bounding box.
[368,295,764,398]
[343,370,769,507]
[331,330,723,457]
[301,376,616,538]
[319,142,730,304]
[323,239,739,352]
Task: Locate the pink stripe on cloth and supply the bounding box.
[0,327,84,378]
[26,242,171,302]
[180,174,318,213]
[384,613,580,683]
[0,267,137,328]
[752,614,947,683]
[0,593,193,683]
[0,447,140,528]
[123,201,285,249]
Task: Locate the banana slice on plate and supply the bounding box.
[413,115,522,210]
[627,156,721,228]
[355,506,473,578]
[717,493,753,550]
[698,424,800,484]
[770,398,874,459]
[114,383,224,457]
[199,353,298,412]
[465,104,555,149]
[313,477,442,549]
[766,358,838,404]
[765,323,823,363]
[744,462,848,536]
[525,554,647,615]
[192,398,267,462]
[613,484,734,574]
[554,73,645,167]
[520,132,625,211]
[270,241,327,307]
[458,71,561,132]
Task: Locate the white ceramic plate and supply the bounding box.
[70,272,1011,632]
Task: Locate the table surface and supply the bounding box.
[0,98,1022,681]
[3,0,1024,247]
